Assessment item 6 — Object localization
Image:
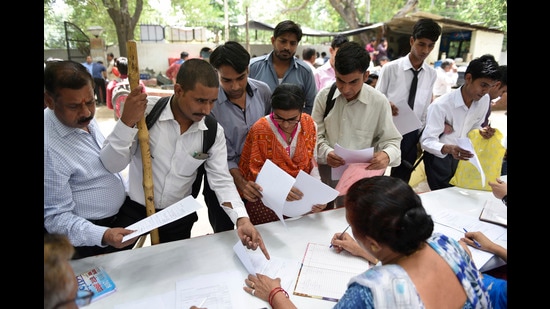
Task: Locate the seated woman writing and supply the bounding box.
[242,176,492,308]
[238,83,327,225]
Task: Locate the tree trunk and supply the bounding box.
[103,0,143,57]
[393,0,419,18]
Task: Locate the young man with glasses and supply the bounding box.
[238,83,326,225]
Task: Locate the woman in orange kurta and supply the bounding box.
[239,83,326,225]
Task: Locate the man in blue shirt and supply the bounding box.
[205,41,273,232]
[44,61,140,259]
[81,55,94,75]
[248,20,316,115]
[92,60,107,104]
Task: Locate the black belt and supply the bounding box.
[89,215,117,226]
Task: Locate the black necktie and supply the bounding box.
[408,68,421,109]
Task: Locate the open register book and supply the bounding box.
[293,243,371,302]
[479,199,507,227]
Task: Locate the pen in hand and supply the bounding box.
[330,225,350,248]
[198,296,208,307]
[463,228,481,248]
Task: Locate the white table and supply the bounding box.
[71,182,506,309]
[419,177,507,272]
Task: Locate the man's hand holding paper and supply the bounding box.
[367,151,391,170]
[331,144,374,180]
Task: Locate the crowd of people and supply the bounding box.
[45,17,507,308]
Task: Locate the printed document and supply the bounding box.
[122,196,202,242]
[233,241,301,292]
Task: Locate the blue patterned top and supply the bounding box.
[333,233,492,309]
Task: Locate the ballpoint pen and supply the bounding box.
[330,225,350,248]
[463,228,481,248]
[198,297,208,307]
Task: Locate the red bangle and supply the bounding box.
[268,287,289,307]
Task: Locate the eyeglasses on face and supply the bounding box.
[273,113,301,125]
[54,289,94,308]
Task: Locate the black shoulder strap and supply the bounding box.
[324,82,337,119]
[202,114,217,153]
[190,114,218,198]
[145,96,216,153]
[145,96,171,130]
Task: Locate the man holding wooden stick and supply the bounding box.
[100,59,270,258]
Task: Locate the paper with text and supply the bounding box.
[122,196,202,242]
[293,243,371,302]
[175,270,244,309]
[429,207,507,269]
[233,241,301,291]
[335,163,386,196]
[331,144,374,180]
[391,100,422,135]
[456,137,485,187]
[479,199,507,227]
[114,291,175,309]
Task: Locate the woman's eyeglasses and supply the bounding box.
[54,289,94,308]
[273,113,301,125]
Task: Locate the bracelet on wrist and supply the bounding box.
[268,287,289,307]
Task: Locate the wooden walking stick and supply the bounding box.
[126,40,160,245]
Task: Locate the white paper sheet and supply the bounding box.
[255,160,339,223]
[175,271,244,309]
[429,207,507,269]
[391,100,422,135]
[456,137,485,186]
[331,144,374,180]
[283,170,339,217]
[122,196,202,242]
[255,159,294,225]
[114,291,175,309]
[233,241,302,291]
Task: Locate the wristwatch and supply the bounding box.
[501,195,507,206]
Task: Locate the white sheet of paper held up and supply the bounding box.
[255,159,339,222]
[332,144,374,180]
[456,137,485,186]
[122,196,202,242]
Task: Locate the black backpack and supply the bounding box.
[145,96,217,198]
[324,82,338,119]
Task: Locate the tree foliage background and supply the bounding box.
[44,0,506,56]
